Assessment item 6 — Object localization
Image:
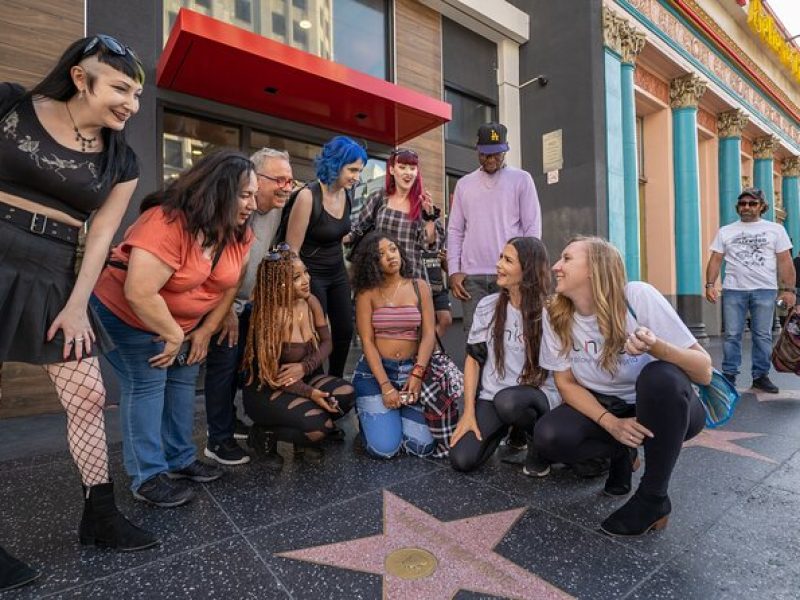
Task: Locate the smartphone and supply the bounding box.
[398,391,413,405]
[174,340,192,366]
[328,396,344,415]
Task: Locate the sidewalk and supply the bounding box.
[1,334,799,599]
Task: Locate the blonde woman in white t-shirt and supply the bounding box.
[535,236,712,537]
[450,237,559,475]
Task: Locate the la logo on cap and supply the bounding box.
[490,130,500,141]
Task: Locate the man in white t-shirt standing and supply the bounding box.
[705,187,796,393]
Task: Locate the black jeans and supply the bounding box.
[450,385,550,473]
[533,361,705,497]
[309,264,352,378]
[203,304,251,445]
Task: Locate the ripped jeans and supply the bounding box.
[353,356,435,459]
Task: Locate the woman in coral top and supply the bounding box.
[91,150,256,508]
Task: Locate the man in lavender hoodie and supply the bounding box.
[447,122,542,333]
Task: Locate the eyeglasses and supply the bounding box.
[83,34,138,60]
[257,173,295,189]
[738,200,761,207]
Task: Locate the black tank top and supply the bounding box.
[300,181,351,270]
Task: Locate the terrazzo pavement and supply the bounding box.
[2,334,800,599]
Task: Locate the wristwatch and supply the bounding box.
[704,283,715,288]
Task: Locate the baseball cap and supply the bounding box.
[737,187,765,202]
[476,122,510,154]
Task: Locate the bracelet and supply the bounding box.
[412,363,427,374]
[382,388,395,397]
[379,380,393,390]
[409,372,423,381]
[704,283,715,288]
[596,410,610,425]
[779,288,796,293]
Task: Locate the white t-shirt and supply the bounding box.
[468,294,560,409]
[539,282,696,403]
[709,219,792,290]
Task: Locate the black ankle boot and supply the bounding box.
[603,447,640,496]
[247,426,284,470]
[0,545,39,592]
[600,491,671,537]
[79,482,160,551]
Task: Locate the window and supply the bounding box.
[333,0,389,79]
[234,0,251,22]
[162,112,241,182]
[163,0,391,81]
[293,21,309,48]
[272,12,286,37]
[636,116,645,180]
[444,88,496,148]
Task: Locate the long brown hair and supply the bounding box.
[547,236,628,374]
[242,250,318,388]
[492,237,551,387]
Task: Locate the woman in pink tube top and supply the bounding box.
[350,232,437,458]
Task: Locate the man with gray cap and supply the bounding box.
[447,122,541,333]
[203,148,294,465]
[705,186,795,393]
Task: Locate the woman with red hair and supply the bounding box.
[350,148,451,334]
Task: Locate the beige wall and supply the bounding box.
[395,0,445,210]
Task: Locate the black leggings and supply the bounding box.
[450,385,550,472]
[242,374,355,445]
[534,361,705,496]
[309,265,352,378]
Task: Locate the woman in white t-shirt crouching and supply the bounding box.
[450,237,560,475]
[535,236,712,537]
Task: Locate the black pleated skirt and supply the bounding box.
[0,220,113,364]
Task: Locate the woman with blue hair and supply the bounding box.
[286,135,366,377]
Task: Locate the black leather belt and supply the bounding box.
[0,202,81,245]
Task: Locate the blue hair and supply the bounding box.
[314,136,368,184]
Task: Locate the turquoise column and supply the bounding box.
[604,47,626,259]
[620,30,645,281]
[716,110,748,227]
[753,136,777,221]
[671,74,708,338]
[783,158,800,249]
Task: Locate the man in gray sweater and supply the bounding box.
[203,148,294,465]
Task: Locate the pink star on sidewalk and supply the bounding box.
[277,491,573,600]
[683,430,776,463]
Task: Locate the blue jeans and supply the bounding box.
[91,296,199,491]
[722,288,777,379]
[204,304,251,445]
[352,356,434,459]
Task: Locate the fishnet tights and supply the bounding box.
[44,358,109,486]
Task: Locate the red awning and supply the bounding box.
[157,9,451,146]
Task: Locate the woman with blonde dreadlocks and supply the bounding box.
[242,246,355,464]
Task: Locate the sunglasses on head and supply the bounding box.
[391,148,418,159]
[83,34,138,60]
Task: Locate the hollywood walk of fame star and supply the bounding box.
[277,491,573,600]
[683,430,776,463]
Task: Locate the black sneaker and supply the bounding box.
[167,460,223,483]
[571,456,610,478]
[522,437,550,478]
[233,418,250,441]
[205,439,250,466]
[723,373,736,387]
[133,474,195,508]
[0,546,40,592]
[752,375,779,394]
[506,426,527,451]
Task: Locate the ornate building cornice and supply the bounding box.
[753,135,778,160]
[620,26,646,64]
[782,156,800,177]
[717,110,749,139]
[603,9,625,55]
[669,74,707,109]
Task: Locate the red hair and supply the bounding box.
[385,150,424,221]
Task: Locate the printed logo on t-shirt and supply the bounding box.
[729,232,768,269]
[570,338,641,369]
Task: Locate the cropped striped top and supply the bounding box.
[372,305,421,341]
